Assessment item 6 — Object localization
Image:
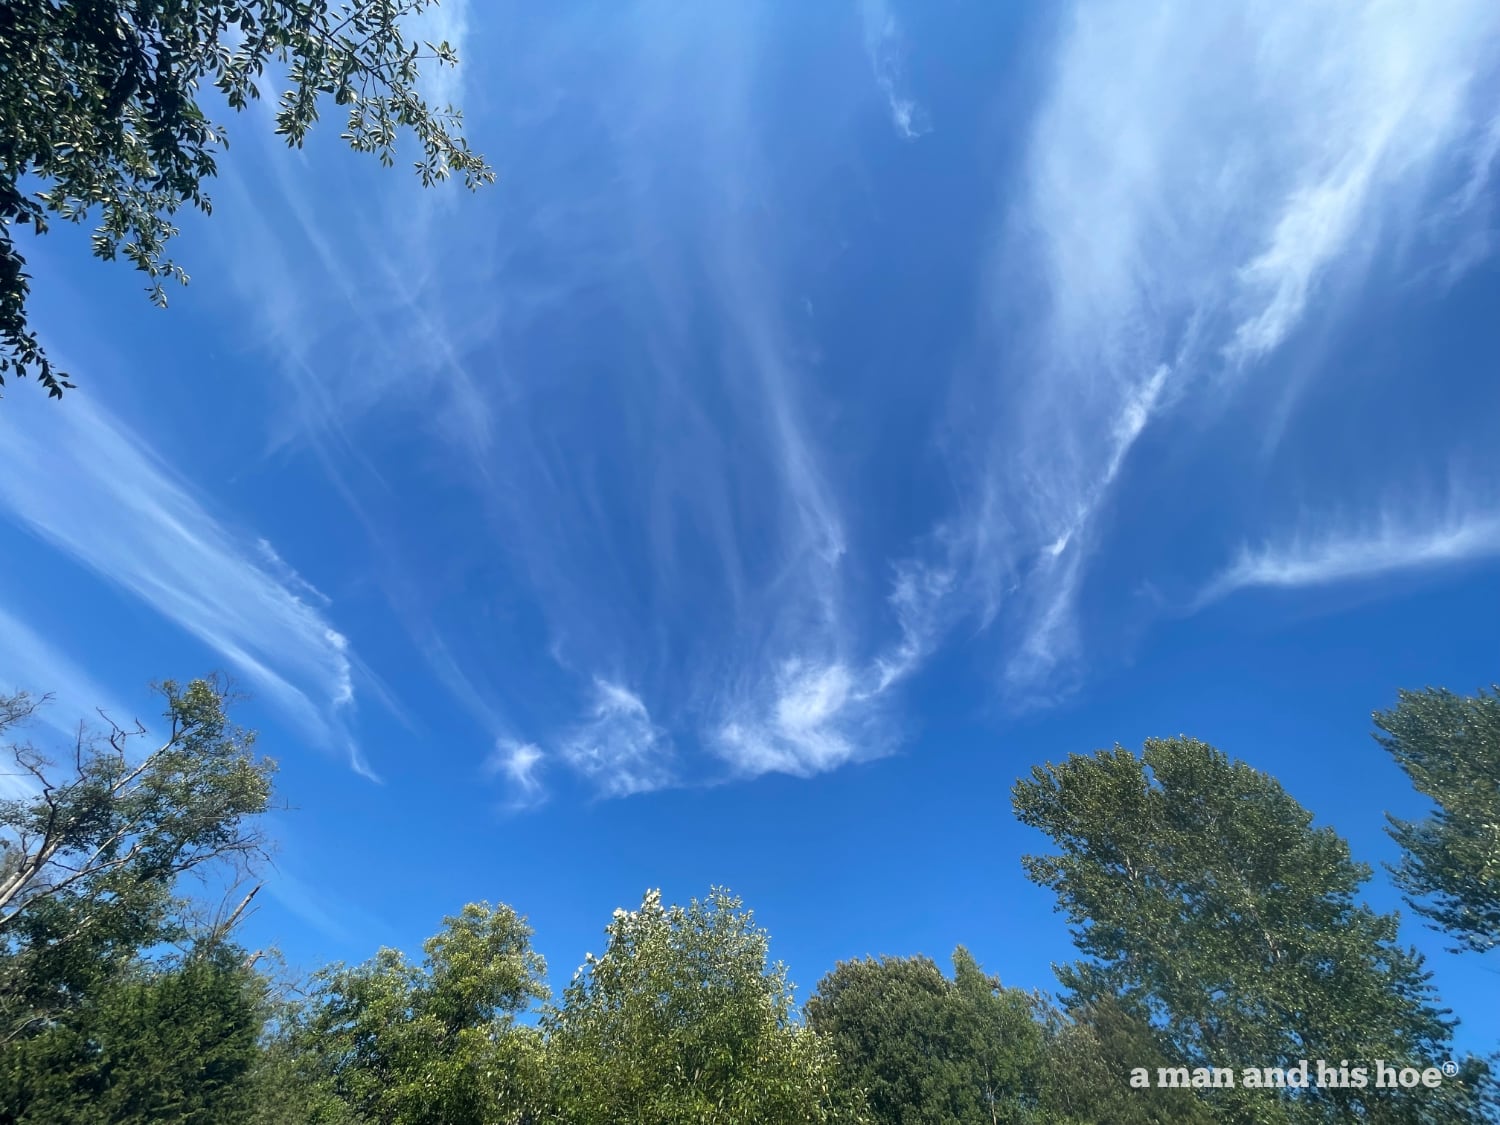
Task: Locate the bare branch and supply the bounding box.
[207,882,262,949]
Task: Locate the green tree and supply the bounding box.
[1012,736,1493,1124]
[0,0,493,398]
[804,947,1043,1124]
[1375,685,1500,955]
[0,678,274,1042]
[539,887,852,1124]
[1034,996,1215,1125]
[0,940,266,1124]
[268,901,547,1125]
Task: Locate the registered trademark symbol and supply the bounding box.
[1442,1061,1459,1078]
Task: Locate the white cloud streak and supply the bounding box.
[1198,495,1500,605]
[118,0,1500,803]
[666,4,950,784]
[950,0,1500,699]
[709,556,957,780]
[859,0,930,140]
[0,394,376,779]
[719,660,860,778]
[388,2,893,793]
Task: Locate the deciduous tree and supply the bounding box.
[1012,736,1493,1123]
[269,901,546,1125]
[1375,685,1500,955]
[1033,996,1215,1125]
[0,678,274,1042]
[540,888,852,1124]
[805,947,1043,1124]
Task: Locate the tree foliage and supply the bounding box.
[0,941,265,1124]
[1033,996,1216,1125]
[0,678,274,1042]
[539,888,851,1124]
[265,902,547,1125]
[0,673,1495,1124]
[0,0,493,397]
[1012,736,1493,1123]
[805,947,1043,1124]
[1375,685,1500,955]
[0,676,274,1122]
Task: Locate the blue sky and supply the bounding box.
[3,0,1500,1054]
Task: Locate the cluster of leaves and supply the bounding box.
[0,0,493,397]
[1034,996,1217,1125]
[250,888,855,1124]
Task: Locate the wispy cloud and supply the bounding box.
[710,558,954,781]
[486,738,548,811]
[559,679,674,798]
[859,0,930,140]
[719,660,861,778]
[394,3,914,793]
[1197,492,1500,606]
[944,0,1500,700]
[1222,5,1494,366]
[255,538,333,609]
[0,394,377,779]
[203,63,499,468]
[875,560,956,693]
[188,29,515,756]
[123,0,1499,806]
[261,855,394,948]
[662,4,958,784]
[1425,108,1500,284]
[178,1,890,800]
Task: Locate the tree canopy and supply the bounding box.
[2,942,266,1125]
[805,947,1043,1125]
[0,676,1495,1122]
[1012,736,1494,1123]
[1375,685,1500,955]
[0,0,493,398]
[1033,995,1217,1125]
[539,888,851,1125]
[264,901,546,1125]
[0,678,273,1043]
[0,677,275,1123]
